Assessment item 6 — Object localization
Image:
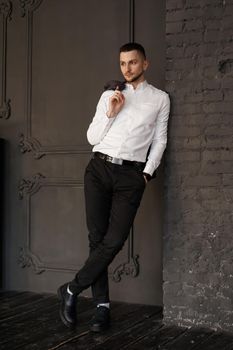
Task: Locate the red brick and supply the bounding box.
[202,150,233,161]
[203,102,231,114]
[166,70,182,80]
[201,57,219,67]
[183,175,221,187]
[173,137,202,150]
[205,126,232,136]
[184,45,201,57]
[167,32,203,46]
[166,0,184,10]
[184,114,204,125]
[184,19,203,31]
[203,91,223,102]
[185,93,203,102]
[203,80,221,90]
[166,8,203,22]
[223,174,233,186]
[205,19,224,29]
[203,66,219,78]
[169,126,201,137]
[222,77,233,89]
[204,30,221,43]
[185,0,201,8]
[201,161,233,174]
[172,101,203,115]
[170,150,201,162]
[203,114,222,124]
[199,188,222,200]
[203,0,225,5]
[202,43,222,57]
[205,136,232,148]
[172,57,198,69]
[167,21,184,33]
[223,15,233,30]
[219,29,233,42]
[224,91,233,101]
[202,199,231,212]
[203,5,224,19]
[167,46,185,58]
[164,0,233,332]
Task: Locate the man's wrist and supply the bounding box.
[106,111,116,118]
[143,172,152,182]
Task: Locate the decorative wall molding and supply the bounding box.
[18,0,90,158]
[17,0,140,283]
[19,0,42,17]
[18,246,82,274]
[112,0,139,283]
[19,133,90,159]
[18,172,45,199]
[18,173,86,274]
[129,0,135,43]
[0,0,12,119]
[18,173,140,281]
[109,0,140,283]
[18,133,44,159]
[0,0,12,16]
[112,226,139,282]
[18,246,45,274]
[112,253,139,283]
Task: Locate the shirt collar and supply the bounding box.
[125,80,148,91]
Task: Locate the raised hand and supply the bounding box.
[106,87,125,118]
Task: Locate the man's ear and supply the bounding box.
[143,59,149,72]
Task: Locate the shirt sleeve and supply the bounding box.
[87,91,115,146]
[143,93,170,176]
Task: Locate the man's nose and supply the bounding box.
[125,64,130,72]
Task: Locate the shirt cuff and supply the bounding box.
[143,162,156,176]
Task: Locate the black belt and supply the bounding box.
[94,152,145,169]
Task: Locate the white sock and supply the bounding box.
[67,285,73,295]
[97,303,110,309]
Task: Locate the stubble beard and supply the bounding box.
[125,70,144,83]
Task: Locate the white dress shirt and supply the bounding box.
[87,80,170,176]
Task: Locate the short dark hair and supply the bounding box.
[119,42,146,59]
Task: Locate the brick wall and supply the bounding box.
[163,0,233,331]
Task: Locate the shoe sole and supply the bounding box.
[57,287,76,329]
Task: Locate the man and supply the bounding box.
[58,42,170,332]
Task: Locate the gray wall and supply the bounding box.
[0,0,166,306]
[163,0,233,332]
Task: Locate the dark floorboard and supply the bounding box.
[0,291,233,350]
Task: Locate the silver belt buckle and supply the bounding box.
[111,157,123,165]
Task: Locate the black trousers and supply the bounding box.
[69,155,145,304]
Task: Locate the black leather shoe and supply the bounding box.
[90,306,111,332]
[57,283,77,328]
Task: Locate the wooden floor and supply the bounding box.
[1,291,233,349]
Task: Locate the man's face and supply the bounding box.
[120,50,148,83]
